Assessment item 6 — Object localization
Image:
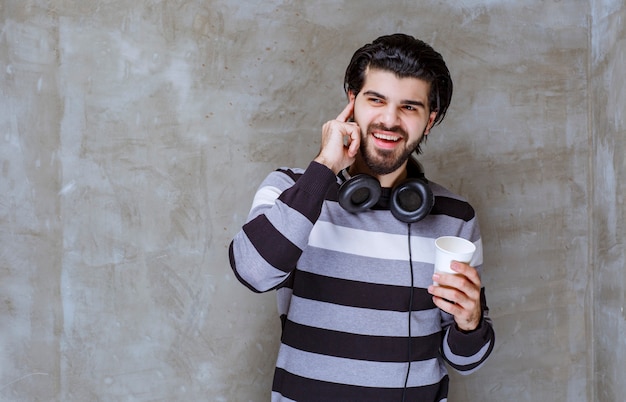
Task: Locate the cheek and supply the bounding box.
[353,104,378,127]
[405,121,428,141]
[351,107,368,130]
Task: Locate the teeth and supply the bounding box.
[374,133,400,141]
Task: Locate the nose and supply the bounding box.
[380,105,400,128]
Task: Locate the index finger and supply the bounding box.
[336,98,355,122]
[450,261,481,287]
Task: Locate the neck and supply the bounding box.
[349,157,408,188]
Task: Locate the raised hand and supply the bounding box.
[314,99,361,174]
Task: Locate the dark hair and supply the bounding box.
[344,33,453,126]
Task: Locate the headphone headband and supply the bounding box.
[338,162,434,223]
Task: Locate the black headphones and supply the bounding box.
[338,160,434,223]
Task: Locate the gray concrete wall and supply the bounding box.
[0,1,622,401]
[591,1,626,401]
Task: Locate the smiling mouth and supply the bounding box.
[373,132,401,142]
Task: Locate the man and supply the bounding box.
[229,33,495,401]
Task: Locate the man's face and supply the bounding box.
[351,68,437,176]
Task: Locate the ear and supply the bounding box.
[423,111,437,135]
[348,90,357,103]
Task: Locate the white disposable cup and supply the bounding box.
[434,236,476,285]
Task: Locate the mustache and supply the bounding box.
[366,123,407,138]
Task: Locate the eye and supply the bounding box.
[403,105,416,111]
[368,97,383,104]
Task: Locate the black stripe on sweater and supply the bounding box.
[242,214,301,273]
[272,368,448,402]
[276,163,337,223]
[431,196,475,222]
[445,342,494,373]
[282,320,442,363]
[292,270,436,312]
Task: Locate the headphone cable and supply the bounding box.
[402,223,415,402]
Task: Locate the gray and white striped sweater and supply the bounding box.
[229,161,495,402]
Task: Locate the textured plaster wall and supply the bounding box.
[0,1,622,401]
[591,1,626,401]
[424,2,591,400]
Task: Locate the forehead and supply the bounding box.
[361,67,431,104]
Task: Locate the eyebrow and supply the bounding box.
[362,90,427,109]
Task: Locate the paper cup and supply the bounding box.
[434,236,476,284]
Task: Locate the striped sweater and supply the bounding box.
[229,161,495,402]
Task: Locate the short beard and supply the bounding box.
[360,123,425,176]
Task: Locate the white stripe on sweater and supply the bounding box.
[287,295,442,337]
[276,344,445,388]
[309,220,436,263]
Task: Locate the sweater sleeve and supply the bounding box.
[437,215,495,374]
[441,287,495,374]
[229,161,337,293]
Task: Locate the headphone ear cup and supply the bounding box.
[338,174,382,213]
[390,179,434,223]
